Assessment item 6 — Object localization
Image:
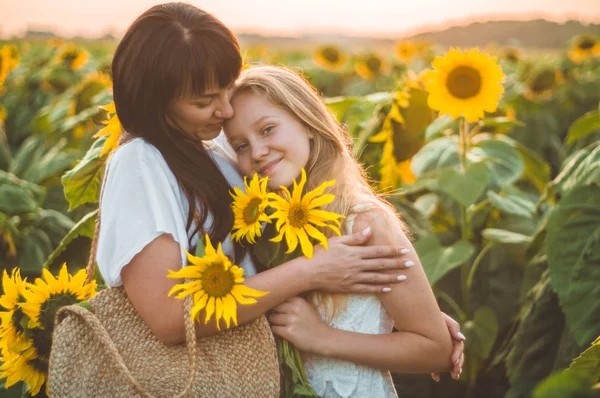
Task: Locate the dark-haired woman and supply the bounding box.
[95,1,464,381]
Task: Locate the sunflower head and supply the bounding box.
[568,34,600,63]
[395,40,417,62]
[268,169,345,259]
[58,44,89,70]
[314,45,347,72]
[525,66,562,100]
[93,102,122,157]
[71,73,113,115]
[355,53,386,80]
[230,174,272,244]
[168,234,268,329]
[0,269,31,353]
[501,47,520,64]
[424,48,505,122]
[21,264,97,330]
[0,45,20,88]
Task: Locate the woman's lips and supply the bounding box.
[259,158,281,175]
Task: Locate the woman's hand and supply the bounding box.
[431,312,465,381]
[269,297,330,354]
[306,227,413,294]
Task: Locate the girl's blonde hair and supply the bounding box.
[232,65,404,319]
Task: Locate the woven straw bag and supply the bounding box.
[48,175,280,397]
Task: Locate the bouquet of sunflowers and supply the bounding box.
[229,169,344,398]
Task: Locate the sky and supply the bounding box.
[1,0,599,38]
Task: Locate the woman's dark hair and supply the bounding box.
[111,2,244,261]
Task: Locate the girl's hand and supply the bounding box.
[306,227,412,294]
[269,297,329,354]
[431,312,465,382]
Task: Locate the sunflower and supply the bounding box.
[501,47,520,64]
[168,235,268,329]
[0,342,47,396]
[369,76,433,190]
[395,40,417,63]
[69,73,113,138]
[230,174,272,244]
[525,66,562,101]
[0,269,30,354]
[21,264,97,330]
[93,102,122,157]
[355,53,386,80]
[58,44,89,70]
[0,45,20,88]
[268,169,344,259]
[568,35,600,63]
[314,45,347,72]
[423,48,505,123]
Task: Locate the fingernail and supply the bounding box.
[404,260,414,267]
[459,367,462,375]
[362,227,371,236]
[454,357,460,364]
[382,287,392,292]
[458,332,466,341]
[400,248,410,254]
[397,275,407,281]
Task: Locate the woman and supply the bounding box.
[223,65,462,396]
[96,1,463,386]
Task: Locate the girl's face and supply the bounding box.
[166,85,235,141]
[224,91,313,190]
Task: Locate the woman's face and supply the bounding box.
[224,91,313,190]
[166,85,235,141]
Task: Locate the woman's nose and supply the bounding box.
[214,93,234,119]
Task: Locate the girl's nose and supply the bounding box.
[251,141,269,161]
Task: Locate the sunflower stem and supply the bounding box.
[459,118,471,314]
[465,242,494,313]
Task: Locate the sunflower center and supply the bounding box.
[446,66,482,99]
[579,38,595,50]
[200,263,235,297]
[39,292,78,331]
[288,203,309,228]
[530,69,556,93]
[243,198,263,225]
[11,308,26,335]
[322,47,341,63]
[29,357,49,374]
[366,57,382,73]
[30,327,52,359]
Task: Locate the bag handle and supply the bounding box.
[55,294,197,398]
[80,157,198,397]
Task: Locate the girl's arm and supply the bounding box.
[121,226,411,346]
[270,210,454,374]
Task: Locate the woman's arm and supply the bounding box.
[121,226,412,345]
[270,210,454,374]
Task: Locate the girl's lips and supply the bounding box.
[259,158,281,175]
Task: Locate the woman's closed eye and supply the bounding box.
[194,100,212,108]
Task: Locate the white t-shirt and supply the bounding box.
[96,136,256,287]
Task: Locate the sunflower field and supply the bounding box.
[0,33,599,398]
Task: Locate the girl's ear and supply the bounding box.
[308,128,315,140]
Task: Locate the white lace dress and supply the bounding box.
[302,205,399,398]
